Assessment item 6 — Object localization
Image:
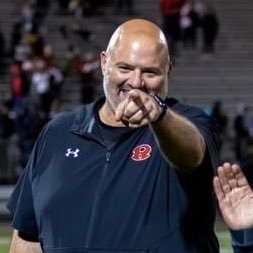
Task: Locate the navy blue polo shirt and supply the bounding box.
[7,97,220,253]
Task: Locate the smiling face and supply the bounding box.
[100,19,171,117]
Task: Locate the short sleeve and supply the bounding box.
[190,111,220,168]
[6,154,39,239]
[6,123,49,239]
[171,100,220,169]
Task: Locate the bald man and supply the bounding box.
[7,19,220,253]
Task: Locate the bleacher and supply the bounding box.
[0,0,252,117]
[169,0,253,108]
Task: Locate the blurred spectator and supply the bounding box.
[21,53,35,96]
[210,100,228,158]
[194,0,205,18]
[62,48,98,104]
[43,44,57,68]
[42,44,65,114]
[25,24,45,57]
[13,38,31,64]
[48,66,64,115]
[180,0,199,50]
[77,51,100,104]
[20,3,36,34]
[160,0,185,59]
[210,100,228,133]
[9,22,23,58]
[246,108,253,138]
[9,2,47,61]
[0,101,16,183]
[234,103,250,163]
[30,59,51,115]
[10,63,26,114]
[201,3,219,57]
[30,59,64,117]
[15,98,48,168]
[62,44,80,76]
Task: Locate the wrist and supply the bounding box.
[151,94,168,123]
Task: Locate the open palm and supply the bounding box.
[213,163,253,230]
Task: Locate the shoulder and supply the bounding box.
[49,108,82,128]
[47,105,91,132]
[167,97,209,120]
[168,97,220,160]
[32,107,86,145]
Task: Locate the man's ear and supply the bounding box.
[169,60,173,72]
[100,51,107,75]
[167,60,173,77]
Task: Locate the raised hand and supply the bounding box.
[213,163,253,230]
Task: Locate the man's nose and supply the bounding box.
[129,70,144,88]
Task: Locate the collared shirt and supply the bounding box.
[7,97,220,253]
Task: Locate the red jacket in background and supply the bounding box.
[160,0,185,16]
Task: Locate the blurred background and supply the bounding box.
[0,0,253,252]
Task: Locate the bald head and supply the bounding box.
[106,19,169,61]
[100,18,171,113]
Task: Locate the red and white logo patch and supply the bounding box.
[131,144,152,161]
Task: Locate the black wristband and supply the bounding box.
[151,94,168,123]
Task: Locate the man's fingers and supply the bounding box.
[213,176,225,203]
[129,118,150,128]
[223,163,241,190]
[217,164,231,194]
[232,164,249,187]
[225,163,238,190]
[115,91,142,121]
[117,91,150,121]
[115,90,159,126]
[115,103,125,121]
[115,96,129,121]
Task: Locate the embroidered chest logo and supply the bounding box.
[65,148,80,158]
[131,144,152,161]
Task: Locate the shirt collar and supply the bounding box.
[70,97,105,135]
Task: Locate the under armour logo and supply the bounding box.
[65,148,80,158]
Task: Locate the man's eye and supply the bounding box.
[119,66,131,72]
[144,71,156,77]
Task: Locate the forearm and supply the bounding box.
[150,109,206,171]
[9,230,42,253]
